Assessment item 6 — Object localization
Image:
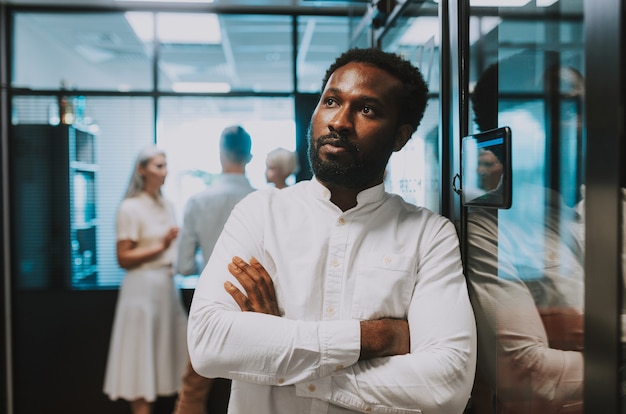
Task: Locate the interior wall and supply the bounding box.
[11,289,231,414]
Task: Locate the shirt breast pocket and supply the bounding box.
[351,253,417,320]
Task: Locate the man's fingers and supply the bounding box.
[249,257,278,305]
[228,256,280,316]
[224,281,252,311]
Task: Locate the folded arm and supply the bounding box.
[466,212,583,413]
[225,255,411,361]
[188,194,476,413]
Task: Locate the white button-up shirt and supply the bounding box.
[189,178,476,414]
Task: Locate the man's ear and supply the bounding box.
[393,124,414,152]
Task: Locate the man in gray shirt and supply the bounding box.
[174,125,255,414]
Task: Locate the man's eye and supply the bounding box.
[325,98,337,106]
[362,106,374,115]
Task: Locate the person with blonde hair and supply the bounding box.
[103,146,187,414]
[265,147,299,189]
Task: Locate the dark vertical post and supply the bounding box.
[584,0,624,412]
[0,3,13,413]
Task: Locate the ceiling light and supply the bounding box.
[470,0,530,6]
[172,82,231,93]
[432,0,531,6]
[398,17,439,46]
[117,0,214,2]
[157,13,221,44]
[537,0,559,6]
[125,12,153,42]
[75,45,116,63]
[125,12,222,44]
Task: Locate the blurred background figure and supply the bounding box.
[265,147,299,189]
[103,146,187,414]
[174,125,255,414]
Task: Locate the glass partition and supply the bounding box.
[13,12,154,91]
[157,96,295,287]
[157,13,294,93]
[296,15,354,93]
[464,2,585,413]
[379,1,441,214]
[10,95,154,290]
[157,96,295,219]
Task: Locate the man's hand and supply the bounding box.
[359,318,410,360]
[224,256,281,316]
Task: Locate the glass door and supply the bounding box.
[464,1,586,413]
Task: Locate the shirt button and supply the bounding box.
[330,258,339,267]
[277,378,285,384]
[308,384,316,393]
[364,406,372,412]
[326,306,335,315]
[338,217,346,225]
[384,255,392,264]
[336,364,344,371]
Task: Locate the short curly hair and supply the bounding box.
[321,47,429,132]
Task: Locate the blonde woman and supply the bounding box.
[265,147,299,189]
[104,146,187,414]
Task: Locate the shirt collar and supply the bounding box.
[310,176,386,207]
[138,190,165,207]
[215,173,250,185]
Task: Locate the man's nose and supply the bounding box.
[328,106,353,134]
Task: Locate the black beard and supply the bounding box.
[307,126,391,190]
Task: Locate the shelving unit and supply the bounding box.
[69,126,98,287]
[10,123,98,289]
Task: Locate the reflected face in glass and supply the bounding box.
[141,154,168,190]
[477,149,503,191]
[308,62,402,189]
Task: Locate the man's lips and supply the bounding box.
[321,141,351,155]
[317,137,358,155]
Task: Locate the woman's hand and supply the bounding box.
[117,226,179,269]
[162,226,179,249]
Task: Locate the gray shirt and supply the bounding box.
[176,174,255,276]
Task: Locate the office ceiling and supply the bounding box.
[6,0,407,93]
[1,0,371,11]
[4,0,583,94]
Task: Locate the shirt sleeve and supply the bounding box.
[176,198,200,276]
[466,211,583,412]
[190,193,476,413]
[188,192,362,385]
[298,218,477,414]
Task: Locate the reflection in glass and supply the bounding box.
[465,2,585,413]
[380,1,441,212]
[461,127,511,209]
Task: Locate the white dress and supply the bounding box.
[103,192,188,402]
